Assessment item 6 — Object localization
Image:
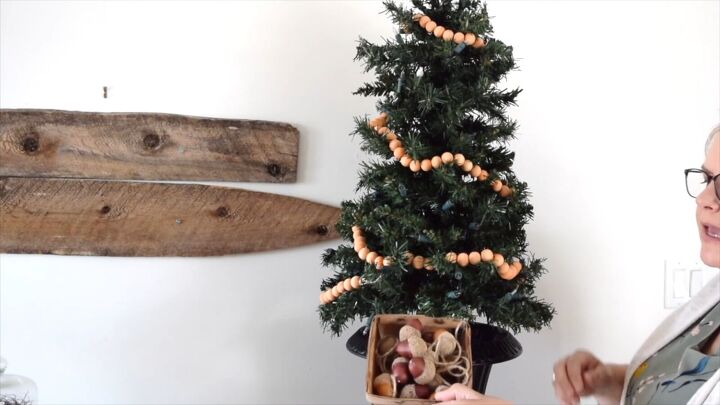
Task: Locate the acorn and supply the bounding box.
[396,335,428,359]
[409,354,436,385]
[399,384,432,399]
[391,357,411,385]
[373,373,397,397]
[399,324,421,341]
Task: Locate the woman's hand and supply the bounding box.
[552,350,627,405]
[434,383,513,404]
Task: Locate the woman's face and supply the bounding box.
[697,133,720,268]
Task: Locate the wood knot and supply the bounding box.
[266,163,281,177]
[100,205,111,215]
[315,224,329,235]
[21,136,39,154]
[216,206,229,218]
[143,133,161,150]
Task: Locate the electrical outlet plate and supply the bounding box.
[664,260,719,309]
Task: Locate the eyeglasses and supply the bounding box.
[685,168,720,200]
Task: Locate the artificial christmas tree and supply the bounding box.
[318,0,555,389]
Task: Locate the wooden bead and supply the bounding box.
[386,131,397,141]
[445,252,457,263]
[454,153,465,166]
[470,165,483,178]
[453,32,465,44]
[410,160,422,172]
[389,139,402,151]
[366,251,378,265]
[421,159,433,172]
[404,252,414,264]
[375,255,385,270]
[412,255,425,270]
[424,258,434,271]
[457,253,469,267]
[394,147,406,159]
[351,225,361,233]
[481,249,494,262]
[512,261,523,271]
[383,257,394,267]
[400,155,412,167]
[431,156,442,169]
[493,253,505,267]
[433,26,445,37]
[500,186,513,198]
[442,29,454,42]
[350,276,362,289]
[491,179,503,192]
[462,160,474,172]
[412,13,424,22]
[359,247,370,261]
[368,118,379,128]
[337,281,345,293]
[497,262,511,278]
[331,286,340,298]
[419,16,431,28]
[464,33,477,46]
[425,21,437,33]
[479,170,489,181]
[469,251,481,265]
[378,127,389,135]
[472,37,486,48]
[379,112,388,119]
[441,152,454,164]
[343,278,353,291]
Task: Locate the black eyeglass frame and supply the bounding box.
[685,168,720,200]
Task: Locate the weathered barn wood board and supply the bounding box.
[0,109,298,182]
[0,177,340,256]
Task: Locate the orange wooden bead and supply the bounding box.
[412,13,424,21]
[472,37,486,48]
[351,225,361,233]
[462,160,474,172]
[479,170,489,181]
[419,16,431,28]
[493,253,505,267]
[512,261,523,271]
[442,29,454,42]
[497,262,511,277]
[350,276,362,289]
[358,247,370,261]
[491,179,503,192]
[481,249,494,262]
[400,155,412,167]
[374,255,385,269]
[337,281,346,293]
[464,33,477,46]
[378,126,389,135]
[469,251,481,265]
[410,160,422,172]
[383,257,394,267]
[470,165,483,178]
[412,255,425,270]
[454,153,465,166]
[445,252,458,263]
[386,131,397,141]
[425,21,437,33]
[431,156,442,169]
[389,139,402,151]
[457,253,470,267]
[433,26,446,38]
[331,286,340,298]
[441,152,454,164]
[500,185,512,198]
[421,159,433,172]
[453,32,465,44]
[394,147,406,159]
[366,251,378,265]
[343,278,353,291]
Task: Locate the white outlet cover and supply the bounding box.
[664,260,719,309]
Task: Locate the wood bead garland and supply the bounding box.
[320,275,363,304]
[351,225,524,281]
[413,14,486,49]
[367,113,514,199]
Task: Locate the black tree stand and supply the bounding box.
[346,322,522,394]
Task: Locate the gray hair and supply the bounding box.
[707,124,720,155]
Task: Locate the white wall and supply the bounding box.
[1,1,718,404]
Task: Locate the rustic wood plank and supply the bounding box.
[0,177,340,256]
[0,109,298,182]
